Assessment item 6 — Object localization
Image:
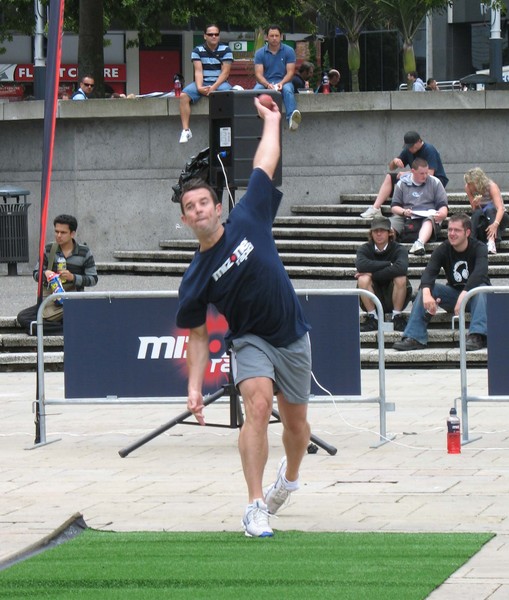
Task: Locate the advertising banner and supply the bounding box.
[487,293,509,395]
[64,295,361,399]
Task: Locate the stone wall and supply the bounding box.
[1,90,509,263]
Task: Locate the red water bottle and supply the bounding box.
[174,75,182,97]
[447,407,461,454]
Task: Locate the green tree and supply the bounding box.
[1,0,310,95]
[307,0,378,91]
[375,0,450,79]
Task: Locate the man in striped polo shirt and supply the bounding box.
[179,24,233,143]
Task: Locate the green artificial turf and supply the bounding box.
[0,530,493,599]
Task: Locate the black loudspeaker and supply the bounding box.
[209,89,283,188]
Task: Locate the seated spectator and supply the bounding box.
[464,167,509,254]
[361,131,449,220]
[72,75,95,100]
[390,158,448,255]
[393,213,490,352]
[426,78,440,91]
[316,69,342,93]
[16,214,98,335]
[407,71,426,92]
[179,24,233,143]
[292,61,314,92]
[355,216,412,332]
[254,25,301,131]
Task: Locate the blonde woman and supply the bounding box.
[464,167,508,254]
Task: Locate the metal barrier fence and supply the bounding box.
[398,80,462,91]
[459,285,509,445]
[34,288,394,449]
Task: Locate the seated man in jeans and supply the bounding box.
[393,213,490,352]
[355,216,412,332]
[390,157,448,255]
[254,25,301,131]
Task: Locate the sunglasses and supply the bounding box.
[206,32,219,37]
[83,82,94,87]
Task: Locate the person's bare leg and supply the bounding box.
[417,220,433,244]
[238,377,273,501]
[373,174,393,209]
[179,93,192,130]
[357,274,375,312]
[392,275,408,311]
[276,393,310,482]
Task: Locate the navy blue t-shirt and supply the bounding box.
[398,142,449,187]
[176,168,310,346]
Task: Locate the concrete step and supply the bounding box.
[291,202,493,216]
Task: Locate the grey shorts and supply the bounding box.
[229,333,311,404]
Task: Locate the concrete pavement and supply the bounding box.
[2,270,509,596]
[2,368,509,598]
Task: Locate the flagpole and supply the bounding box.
[34,0,65,445]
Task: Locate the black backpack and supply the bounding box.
[171,147,210,204]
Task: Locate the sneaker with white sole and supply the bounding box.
[487,239,497,254]
[264,456,298,515]
[179,129,192,143]
[409,239,425,255]
[242,499,273,538]
[360,206,382,219]
[289,110,301,131]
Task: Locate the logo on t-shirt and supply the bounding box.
[453,260,469,283]
[212,237,254,281]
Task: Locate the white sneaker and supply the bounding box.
[264,456,298,515]
[487,239,497,254]
[242,499,273,538]
[289,110,301,131]
[179,129,192,143]
[360,206,382,219]
[409,240,425,255]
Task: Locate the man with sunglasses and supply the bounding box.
[179,24,233,143]
[72,75,95,101]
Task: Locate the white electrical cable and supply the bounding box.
[217,152,235,207]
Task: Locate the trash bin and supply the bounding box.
[0,186,31,276]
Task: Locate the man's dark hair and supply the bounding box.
[180,179,220,214]
[411,157,428,170]
[408,71,419,78]
[266,25,282,35]
[54,214,78,232]
[449,213,472,233]
[204,24,220,34]
[298,62,314,75]
[80,74,94,83]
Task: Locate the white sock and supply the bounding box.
[368,310,378,319]
[283,476,299,491]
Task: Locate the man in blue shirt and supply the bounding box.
[361,130,448,219]
[179,24,233,143]
[72,75,95,100]
[176,96,312,538]
[254,25,301,131]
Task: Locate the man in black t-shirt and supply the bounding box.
[176,96,311,539]
[393,213,490,352]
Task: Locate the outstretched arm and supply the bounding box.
[252,96,281,179]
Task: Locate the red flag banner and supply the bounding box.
[37,0,65,300]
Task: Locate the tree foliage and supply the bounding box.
[307,0,378,91]
[375,0,450,74]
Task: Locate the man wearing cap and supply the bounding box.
[355,215,412,332]
[361,131,448,220]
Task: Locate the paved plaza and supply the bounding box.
[1,272,509,597]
